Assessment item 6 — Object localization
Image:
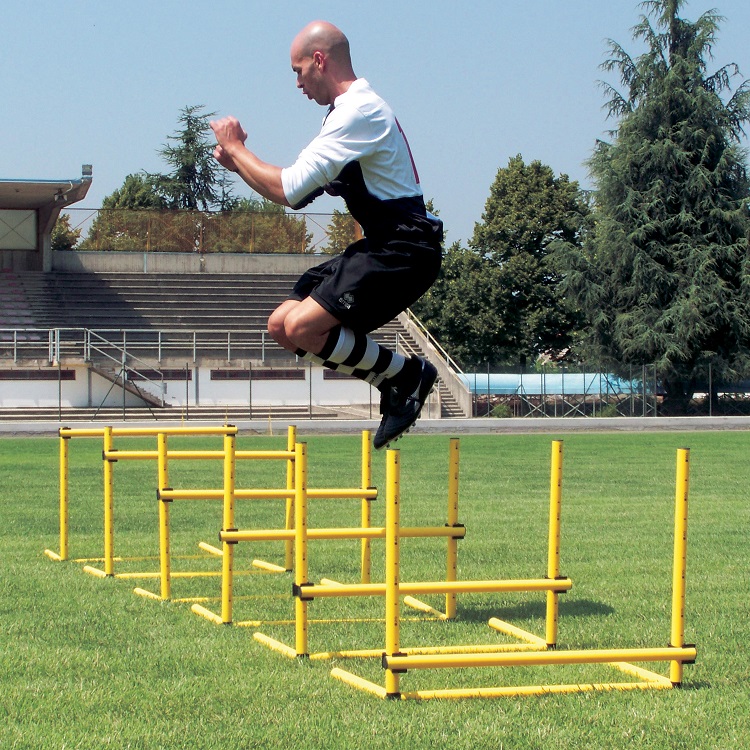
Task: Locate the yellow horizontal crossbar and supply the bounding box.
[384,646,697,671]
[296,578,572,599]
[220,525,465,543]
[60,426,238,438]
[102,449,295,462]
[314,642,548,662]
[159,487,378,501]
[399,680,675,700]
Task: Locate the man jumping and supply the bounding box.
[210,20,443,448]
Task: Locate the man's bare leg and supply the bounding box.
[267,296,436,449]
[267,298,341,354]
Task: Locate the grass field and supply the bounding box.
[1,428,749,749]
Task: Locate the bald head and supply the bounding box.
[290,21,357,105]
[291,21,352,67]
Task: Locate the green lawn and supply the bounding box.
[1,429,748,749]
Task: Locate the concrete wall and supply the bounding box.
[52,250,319,275]
[0,363,447,418]
[1,365,145,408]
[0,363,378,411]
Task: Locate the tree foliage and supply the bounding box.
[50,213,82,252]
[413,242,512,367]
[101,173,167,210]
[415,157,588,368]
[153,105,225,211]
[206,197,313,254]
[79,106,312,253]
[323,209,359,255]
[555,0,750,407]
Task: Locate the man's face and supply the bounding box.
[291,49,329,106]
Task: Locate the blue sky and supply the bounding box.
[4,0,750,245]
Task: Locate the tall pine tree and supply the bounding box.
[155,105,223,210]
[557,0,750,410]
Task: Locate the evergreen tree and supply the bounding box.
[79,107,314,252]
[154,104,225,210]
[556,0,750,410]
[101,173,167,210]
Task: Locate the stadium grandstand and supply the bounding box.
[0,168,470,422]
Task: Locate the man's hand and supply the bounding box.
[210,116,248,172]
[207,115,289,206]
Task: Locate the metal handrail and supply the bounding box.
[2,326,402,366]
[85,330,167,406]
[404,309,464,375]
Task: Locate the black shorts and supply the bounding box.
[289,237,442,333]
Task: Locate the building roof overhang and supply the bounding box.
[0,165,92,211]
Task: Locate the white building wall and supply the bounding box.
[0,364,378,410]
[0,365,146,408]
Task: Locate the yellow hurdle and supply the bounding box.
[49,424,297,581]
[191,431,379,625]
[255,439,573,661]
[49,424,237,567]
[332,445,697,700]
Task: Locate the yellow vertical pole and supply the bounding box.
[284,425,296,572]
[445,438,460,619]
[103,426,115,576]
[294,442,309,656]
[59,434,70,561]
[546,440,564,647]
[384,448,401,699]
[221,433,237,624]
[360,429,373,583]
[157,433,171,600]
[670,447,690,685]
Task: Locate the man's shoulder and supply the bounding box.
[334,78,388,112]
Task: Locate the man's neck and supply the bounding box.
[329,76,358,102]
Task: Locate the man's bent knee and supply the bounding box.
[267,301,299,351]
[282,301,340,354]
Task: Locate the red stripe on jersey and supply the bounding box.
[395,118,420,185]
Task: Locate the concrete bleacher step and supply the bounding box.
[13,271,301,330]
[2,269,470,418]
[4,271,416,350]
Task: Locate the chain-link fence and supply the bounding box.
[61,208,358,255]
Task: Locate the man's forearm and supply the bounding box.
[227,146,290,207]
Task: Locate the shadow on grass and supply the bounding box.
[455,598,615,625]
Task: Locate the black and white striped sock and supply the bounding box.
[298,326,411,390]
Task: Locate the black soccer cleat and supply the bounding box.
[374,357,438,450]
